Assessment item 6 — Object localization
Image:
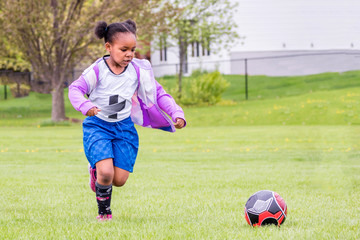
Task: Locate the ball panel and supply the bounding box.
[267,197,282,214]
[255,190,273,201]
[245,194,259,209]
[278,214,286,225]
[274,192,287,213]
[274,211,282,219]
[248,198,273,214]
[258,211,278,226]
[244,209,251,225]
[261,217,278,226]
[246,211,259,226]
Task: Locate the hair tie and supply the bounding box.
[105,27,108,33]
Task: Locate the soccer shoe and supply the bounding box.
[96,214,112,221]
[88,164,97,192]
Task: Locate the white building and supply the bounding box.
[151,0,360,77]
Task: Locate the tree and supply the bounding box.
[158,0,239,98]
[0,0,175,121]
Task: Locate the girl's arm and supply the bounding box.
[68,76,96,116]
[155,81,186,127]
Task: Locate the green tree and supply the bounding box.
[0,0,174,121]
[159,0,239,98]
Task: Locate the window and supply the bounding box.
[191,42,195,57]
[196,41,200,57]
[159,37,163,61]
[159,35,167,61]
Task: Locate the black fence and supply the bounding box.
[151,50,360,100]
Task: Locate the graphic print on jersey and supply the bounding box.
[105,95,126,119]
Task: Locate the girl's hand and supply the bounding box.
[86,107,101,116]
[174,118,185,129]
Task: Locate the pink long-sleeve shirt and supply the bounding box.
[69,57,186,132]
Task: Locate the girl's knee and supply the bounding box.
[97,169,114,185]
[113,177,128,187]
[113,167,130,187]
[95,159,115,185]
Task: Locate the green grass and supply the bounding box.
[185,87,360,126]
[0,90,83,126]
[0,126,359,239]
[0,71,359,239]
[222,71,360,101]
[158,70,360,102]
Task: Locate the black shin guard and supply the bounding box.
[95,182,112,215]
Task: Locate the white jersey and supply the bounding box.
[82,57,138,122]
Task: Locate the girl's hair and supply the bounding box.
[95,19,137,43]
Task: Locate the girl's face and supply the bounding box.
[105,32,136,69]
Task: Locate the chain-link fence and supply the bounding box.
[151,49,360,76]
[151,49,360,100]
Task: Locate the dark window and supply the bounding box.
[159,37,163,61]
[191,42,195,57]
[160,36,167,62]
[207,38,211,56]
[202,42,205,56]
[164,37,167,61]
[196,41,200,57]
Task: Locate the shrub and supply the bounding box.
[190,68,209,78]
[9,83,30,98]
[158,70,230,106]
[184,71,230,105]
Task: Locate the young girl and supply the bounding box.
[68,19,186,221]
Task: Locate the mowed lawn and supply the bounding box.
[0,71,359,239]
[0,125,359,239]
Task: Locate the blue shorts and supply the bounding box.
[82,116,139,172]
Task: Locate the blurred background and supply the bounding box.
[151,0,360,76]
[0,0,359,121]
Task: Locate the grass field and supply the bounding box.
[0,71,359,239]
[0,126,359,239]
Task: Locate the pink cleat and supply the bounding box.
[96,215,106,221]
[88,164,97,192]
[97,214,112,221]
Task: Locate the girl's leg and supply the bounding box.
[113,167,130,187]
[95,158,114,220]
[96,158,114,185]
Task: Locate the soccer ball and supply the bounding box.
[244,190,287,227]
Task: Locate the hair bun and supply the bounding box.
[125,19,137,32]
[94,21,108,39]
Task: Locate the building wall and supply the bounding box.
[233,0,360,51]
[151,0,360,77]
[151,46,232,77]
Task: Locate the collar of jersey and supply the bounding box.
[103,55,128,75]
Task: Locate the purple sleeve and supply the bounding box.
[68,76,95,116]
[155,80,186,126]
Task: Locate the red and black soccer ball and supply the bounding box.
[244,190,287,227]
